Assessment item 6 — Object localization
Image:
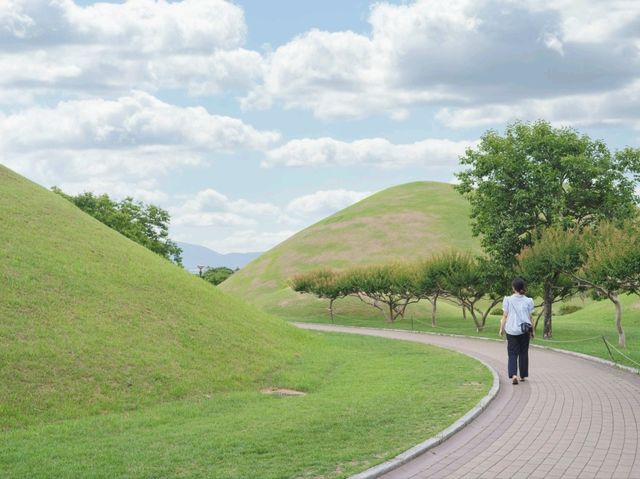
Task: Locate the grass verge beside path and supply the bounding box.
[0,332,491,479]
[289,295,640,370]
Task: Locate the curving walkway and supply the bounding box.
[295,323,640,479]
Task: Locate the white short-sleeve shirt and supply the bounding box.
[503,293,534,336]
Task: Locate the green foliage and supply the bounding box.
[518,226,586,285]
[289,253,512,328]
[52,186,182,264]
[342,263,421,322]
[289,269,350,320]
[432,252,511,330]
[456,120,640,267]
[289,269,346,300]
[580,220,640,295]
[490,307,504,316]
[518,225,588,336]
[202,266,235,285]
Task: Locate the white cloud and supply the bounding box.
[0,0,262,97]
[0,91,280,194]
[264,137,475,169]
[244,0,640,121]
[520,0,640,44]
[170,187,375,252]
[436,80,640,130]
[242,28,460,119]
[287,190,372,215]
[174,212,256,228]
[1,91,279,152]
[172,188,282,228]
[169,188,300,253]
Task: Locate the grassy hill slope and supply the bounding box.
[0,166,493,478]
[0,165,309,427]
[220,181,480,318]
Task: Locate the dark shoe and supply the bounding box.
[512,377,519,385]
[519,377,526,382]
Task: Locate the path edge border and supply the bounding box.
[292,323,501,479]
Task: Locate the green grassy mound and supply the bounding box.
[220,182,480,318]
[0,166,493,477]
[0,165,310,428]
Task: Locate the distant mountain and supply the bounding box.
[177,242,262,271]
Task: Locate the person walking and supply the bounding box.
[499,277,534,384]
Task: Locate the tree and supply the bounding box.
[573,221,640,347]
[456,120,639,336]
[518,226,585,338]
[52,187,182,264]
[434,252,511,331]
[343,263,421,323]
[413,256,448,326]
[289,269,347,322]
[202,267,235,286]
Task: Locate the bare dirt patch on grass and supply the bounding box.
[261,387,306,397]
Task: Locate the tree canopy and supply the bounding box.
[52,188,182,264]
[202,267,236,286]
[455,120,640,267]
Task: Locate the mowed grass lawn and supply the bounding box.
[290,294,640,369]
[0,332,491,479]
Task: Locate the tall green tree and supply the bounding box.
[456,120,639,337]
[52,188,182,264]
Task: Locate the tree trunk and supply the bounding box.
[534,309,544,333]
[609,292,626,348]
[469,308,483,332]
[431,294,438,327]
[481,298,502,328]
[543,280,554,339]
[329,298,334,323]
[388,303,395,322]
[462,305,467,320]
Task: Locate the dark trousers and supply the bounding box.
[506,333,530,378]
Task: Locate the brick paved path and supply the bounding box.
[296,324,640,479]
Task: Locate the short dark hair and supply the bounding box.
[512,277,527,294]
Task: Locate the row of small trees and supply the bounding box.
[289,252,512,332]
[290,219,640,347]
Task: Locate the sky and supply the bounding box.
[1,0,639,253]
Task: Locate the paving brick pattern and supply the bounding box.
[296,324,640,479]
